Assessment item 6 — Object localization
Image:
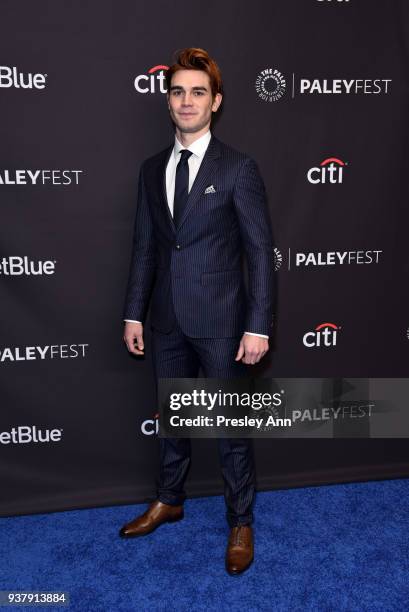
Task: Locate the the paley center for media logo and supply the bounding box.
[0,425,63,445]
[273,248,283,271]
[134,64,169,94]
[0,169,83,185]
[0,66,47,89]
[255,68,286,102]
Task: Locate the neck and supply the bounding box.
[175,124,210,147]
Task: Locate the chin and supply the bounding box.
[179,126,202,134]
[177,120,208,134]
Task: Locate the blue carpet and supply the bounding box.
[1,479,408,611]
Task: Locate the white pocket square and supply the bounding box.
[204,184,216,194]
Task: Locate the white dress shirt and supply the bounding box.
[125,129,268,339]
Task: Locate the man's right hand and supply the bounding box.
[123,321,144,355]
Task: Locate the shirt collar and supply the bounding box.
[173,130,211,161]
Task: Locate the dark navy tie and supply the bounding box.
[173,149,193,228]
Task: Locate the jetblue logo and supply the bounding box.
[0,256,56,276]
[0,426,63,445]
[0,66,47,89]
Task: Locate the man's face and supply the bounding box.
[167,69,222,134]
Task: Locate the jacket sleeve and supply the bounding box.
[233,157,274,337]
[122,162,156,322]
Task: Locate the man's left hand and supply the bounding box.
[235,334,269,365]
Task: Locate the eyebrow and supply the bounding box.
[169,86,208,92]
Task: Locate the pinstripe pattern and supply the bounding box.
[152,318,255,528]
[123,134,274,338]
[123,134,274,527]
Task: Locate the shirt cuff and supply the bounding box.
[124,319,142,323]
[244,331,269,339]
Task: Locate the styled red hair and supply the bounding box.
[165,47,223,99]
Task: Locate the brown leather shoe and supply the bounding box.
[119,500,184,538]
[225,525,254,575]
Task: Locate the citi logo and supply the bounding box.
[303,322,341,348]
[0,66,47,89]
[0,256,56,276]
[307,157,346,184]
[0,425,62,445]
[134,65,168,94]
[141,413,159,435]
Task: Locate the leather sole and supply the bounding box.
[119,512,184,538]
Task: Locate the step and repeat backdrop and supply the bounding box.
[1,0,409,516]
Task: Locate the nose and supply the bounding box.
[182,92,193,105]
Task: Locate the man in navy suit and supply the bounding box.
[119,48,274,575]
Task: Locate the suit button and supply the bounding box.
[175,244,181,250]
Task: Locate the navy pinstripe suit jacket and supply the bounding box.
[123,134,274,338]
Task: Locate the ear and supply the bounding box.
[212,92,222,112]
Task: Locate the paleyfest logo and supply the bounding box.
[299,78,391,95]
[307,157,347,184]
[303,322,341,348]
[0,344,89,363]
[294,249,382,268]
[0,169,83,186]
[273,248,382,271]
[134,64,169,94]
[255,69,391,100]
[255,68,286,102]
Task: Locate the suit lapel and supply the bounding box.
[157,134,222,234]
[177,135,221,231]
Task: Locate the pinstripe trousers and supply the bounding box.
[151,316,256,528]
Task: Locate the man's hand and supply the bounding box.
[124,321,145,356]
[235,334,269,365]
